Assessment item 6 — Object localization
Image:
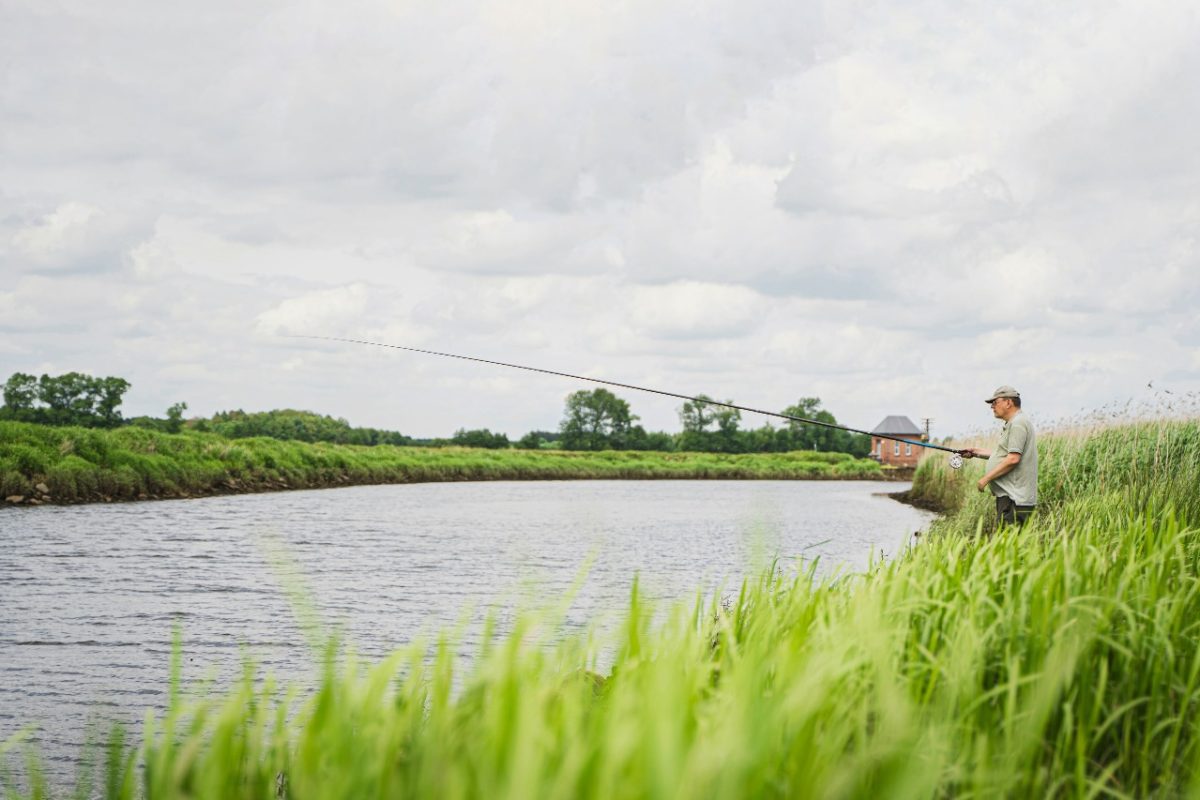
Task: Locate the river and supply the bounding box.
[0,479,932,781]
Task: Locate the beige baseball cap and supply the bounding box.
[985,385,1020,404]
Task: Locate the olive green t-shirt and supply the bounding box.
[986,412,1038,506]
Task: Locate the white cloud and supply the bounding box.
[255,284,371,336]
[626,281,767,339]
[1,0,1198,437]
[12,202,101,261]
[765,323,920,375]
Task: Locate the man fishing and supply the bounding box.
[961,386,1037,527]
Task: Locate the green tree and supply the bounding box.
[677,394,714,451]
[517,430,563,449]
[0,371,131,427]
[735,422,783,452]
[38,372,91,424]
[842,432,873,458]
[678,394,716,434]
[778,397,871,456]
[712,404,742,453]
[781,397,837,451]
[625,427,675,451]
[93,377,131,427]
[451,428,511,449]
[165,402,188,434]
[678,395,742,452]
[2,373,38,414]
[204,409,411,446]
[559,389,637,450]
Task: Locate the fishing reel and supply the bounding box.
[950,450,979,470]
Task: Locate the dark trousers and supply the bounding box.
[996,496,1034,527]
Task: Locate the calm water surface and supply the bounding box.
[0,480,932,777]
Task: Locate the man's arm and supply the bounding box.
[977,452,1021,492]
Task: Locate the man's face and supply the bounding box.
[990,398,1011,418]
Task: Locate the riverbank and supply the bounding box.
[903,416,1200,529]
[0,421,888,506]
[9,417,1198,798]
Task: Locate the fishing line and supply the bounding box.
[289,335,970,468]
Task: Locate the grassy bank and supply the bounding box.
[906,417,1200,531]
[0,421,885,505]
[7,418,1200,798]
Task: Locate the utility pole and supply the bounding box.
[921,417,932,443]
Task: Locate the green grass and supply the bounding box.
[0,421,884,505]
[910,417,1200,532]
[6,418,1200,798]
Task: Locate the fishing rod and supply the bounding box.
[291,335,971,469]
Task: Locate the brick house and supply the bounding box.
[869,416,925,467]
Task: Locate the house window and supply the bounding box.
[905,443,912,456]
[893,441,900,456]
[875,440,881,455]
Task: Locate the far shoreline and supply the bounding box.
[2,419,908,508]
[3,468,917,509]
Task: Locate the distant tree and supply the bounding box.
[451,428,510,449]
[165,402,188,434]
[519,430,567,449]
[38,372,90,424]
[559,389,637,450]
[517,431,542,449]
[1,371,130,427]
[93,377,131,427]
[712,403,742,453]
[678,394,716,434]
[677,394,742,452]
[624,427,675,451]
[780,397,836,451]
[203,409,411,446]
[2,373,38,417]
[842,432,872,458]
[778,397,870,456]
[738,423,779,453]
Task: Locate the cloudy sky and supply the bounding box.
[2,0,1198,440]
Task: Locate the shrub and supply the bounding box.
[0,470,31,497]
[3,443,51,476]
[45,455,100,501]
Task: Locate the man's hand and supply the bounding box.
[977,453,1018,493]
[961,447,985,459]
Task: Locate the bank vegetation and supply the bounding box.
[0,421,884,506]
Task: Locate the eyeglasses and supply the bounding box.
[989,398,1009,406]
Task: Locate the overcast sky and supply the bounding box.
[2,0,1198,440]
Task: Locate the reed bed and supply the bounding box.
[0,421,882,506]
[5,418,1200,798]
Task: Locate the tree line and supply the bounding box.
[194,409,413,446]
[1,372,132,428]
[1,371,870,456]
[553,388,870,456]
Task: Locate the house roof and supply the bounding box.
[871,415,923,436]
